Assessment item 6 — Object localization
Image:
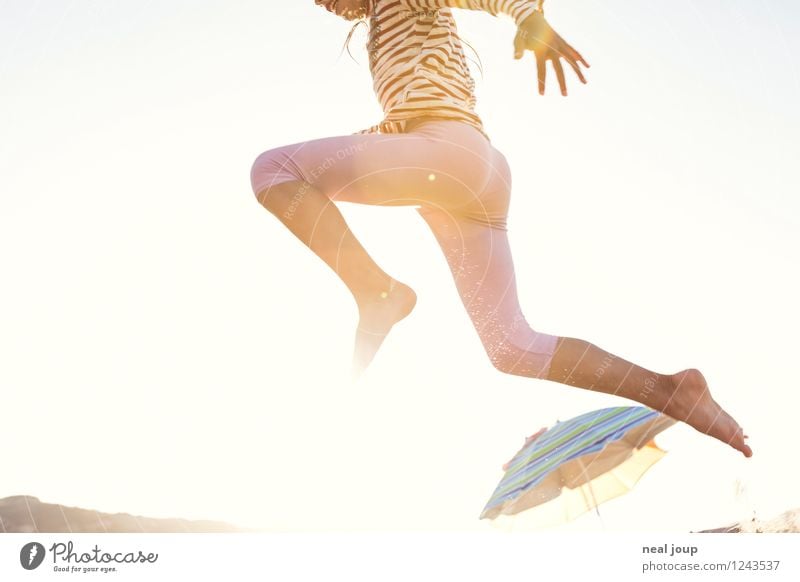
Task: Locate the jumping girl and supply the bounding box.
[250,0,752,457]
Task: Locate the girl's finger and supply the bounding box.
[560,39,584,66]
[513,30,526,60]
[567,43,590,68]
[536,53,547,95]
[566,56,586,84]
[552,57,567,96]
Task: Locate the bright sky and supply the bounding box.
[1,0,798,532]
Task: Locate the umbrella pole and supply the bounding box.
[576,457,606,530]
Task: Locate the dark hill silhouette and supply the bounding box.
[695,508,800,533]
[0,495,245,533]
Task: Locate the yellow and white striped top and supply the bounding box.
[359,0,545,140]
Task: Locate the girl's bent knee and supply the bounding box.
[489,348,555,379]
[484,331,559,379]
[250,147,303,203]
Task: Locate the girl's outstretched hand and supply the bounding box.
[514,12,589,96]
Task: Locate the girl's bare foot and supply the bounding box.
[352,279,417,380]
[662,368,752,457]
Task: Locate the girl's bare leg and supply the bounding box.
[545,338,752,457]
[415,189,752,457]
[250,121,496,378]
[254,181,416,377]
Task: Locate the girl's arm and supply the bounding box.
[400,0,544,26]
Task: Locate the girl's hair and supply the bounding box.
[341,19,369,62]
[315,0,373,22]
[315,0,373,61]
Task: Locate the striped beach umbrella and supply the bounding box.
[480,406,676,526]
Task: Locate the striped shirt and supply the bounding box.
[359,0,545,140]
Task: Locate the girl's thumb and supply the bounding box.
[513,32,525,60]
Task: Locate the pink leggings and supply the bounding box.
[250,119,559,378]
